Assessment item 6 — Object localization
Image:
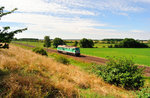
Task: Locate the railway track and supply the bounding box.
[12,42,107,64]
[12,42,150,77]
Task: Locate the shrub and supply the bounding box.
[55,56,70,65]
[32,47,48,56]
[95,57,144,90]
[102,46,105,48]
[108,45,113,48]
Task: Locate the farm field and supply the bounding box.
[64,42,112,48]
[12,41,44,48]
[13,41,150,66]
[80,48,150,66]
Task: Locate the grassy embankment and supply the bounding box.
[13,41,150,66]
[0,45,133,97]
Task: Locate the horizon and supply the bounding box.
[0,0,150,40]
[13,37,150,41]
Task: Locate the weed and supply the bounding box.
[32,47,48,56]
[55,55,70,65]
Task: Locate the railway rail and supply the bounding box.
[12,42,150,77]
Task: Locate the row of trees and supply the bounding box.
[43,36,66,48]
[43,37,94,48]
[109,38,149,48]
[14,38,39,42]
[44,37,149,48]
[102,38,123,41]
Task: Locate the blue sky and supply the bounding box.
[0,0,150,40]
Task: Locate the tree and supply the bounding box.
[0,7,27,48]
[73,41,78,46]
[53,37,65,48]
[114,38,149,48]
[0,7,17,18]
[79,38,94,48]
[43,36,51,48]
[88,39,94,48]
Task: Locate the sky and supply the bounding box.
[0,0,150,40]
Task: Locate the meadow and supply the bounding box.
[13,41,44,47]
[12,41,150,66]
[80,48,150,66]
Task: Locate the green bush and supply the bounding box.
[55,56,70,65]
[134,86,150,98]
[32,47,48,56]
[108,45,113,48]
[95,57,144,90]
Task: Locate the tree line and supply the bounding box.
[13,38,39,42]
[43,36,94,48]
[109,38,149,48]
[44,37,149,48]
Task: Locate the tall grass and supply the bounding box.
[0,45,133,97]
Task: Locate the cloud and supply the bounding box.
[132,0,150,3]
[48,0,144,12]
[1,13,114,37]
[0,0,95,16]
[1,0,149,39]
[0,0,145,16]
[130,30,144,33]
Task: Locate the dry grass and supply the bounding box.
[0,45,133,97]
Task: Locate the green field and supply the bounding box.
[65,42,112,48]
[80,48,150,66]
[12,41,150,66]
[12,41,44,47]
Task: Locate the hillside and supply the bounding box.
[0,45,132,97]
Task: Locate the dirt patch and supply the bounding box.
[138,66,150,77]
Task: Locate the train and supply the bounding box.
[57,45,80,56]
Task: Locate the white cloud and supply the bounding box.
[0,0,95,15]
[132,0,150,3]
[1,0,149,39]
[0,0,145,16]
[130,30,144,33]
[48,0,144,12]
[1,13,113,38]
